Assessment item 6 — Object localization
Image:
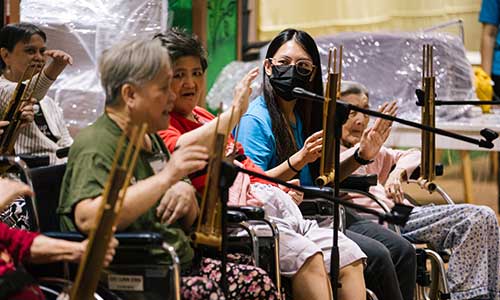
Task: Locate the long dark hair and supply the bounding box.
[0,23,47,72]
[263,28,323,178]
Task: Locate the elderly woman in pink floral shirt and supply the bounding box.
[340,81,500,300]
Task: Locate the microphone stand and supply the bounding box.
[219,160,414,227]
[415,89,500,106]
[414,87,500,213]
[218,158,412,300]
[292,86,498,299]
[219,160,413,300]
[293,87,499,149]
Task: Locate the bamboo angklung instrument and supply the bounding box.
[315,46,345,300]
[0,62,45,155]
[192,103,227,249]
[69,123,148,300]
[316,46,342,188]
[192,103,235,296]
[419,44,437,192]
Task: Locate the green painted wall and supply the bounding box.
[169,0,193,32]
[206,0,237,91]
[169,0,237,95]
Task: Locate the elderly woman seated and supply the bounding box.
[339,80,500,300]
[0,178,117,299]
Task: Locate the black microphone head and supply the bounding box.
[292,87,324,103]
[415,89,424,106]
[480,128,499,142]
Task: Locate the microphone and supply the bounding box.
[292,87,325,103]
[292,87,351,108]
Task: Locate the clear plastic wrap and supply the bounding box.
[207,31,477,123]
[315,31,475,122]
[206,60,262,111]
[21,0,168,135]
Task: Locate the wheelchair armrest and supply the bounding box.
[114,232,164,246]
[339,174,378,192]
[43,231,84,241]
[409,164,444,179]
[299,199,333,216]
[56,147,70,159]
[18,154,50,168]
[302,186,334,199]
[227,210,248,223]
[228,206,265,220]
[43,231,165,247]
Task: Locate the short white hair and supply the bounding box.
[99,38,170,106]
[340,81,369,99]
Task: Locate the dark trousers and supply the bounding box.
[491,74,500,99]
[345,210,416,300]
[489,74,500,230]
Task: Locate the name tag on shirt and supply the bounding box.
[148,153,168,175]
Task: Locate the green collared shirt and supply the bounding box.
[57,114,194,267]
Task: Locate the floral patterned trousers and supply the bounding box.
[402,204,500,300]
[181,257,278,300]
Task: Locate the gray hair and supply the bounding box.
[99,38,170,106]
[340,81,369,99]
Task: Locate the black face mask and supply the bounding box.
[268,64,311,101]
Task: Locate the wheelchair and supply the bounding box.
[298,177,380,300]
[299,170,453,300]
[18,158,281,299]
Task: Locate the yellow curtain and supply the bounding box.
[258,0,482,51]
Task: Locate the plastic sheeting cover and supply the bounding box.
[21,0,167,135]
[207,31,477,123]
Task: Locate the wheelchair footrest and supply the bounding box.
[415,249,431,286]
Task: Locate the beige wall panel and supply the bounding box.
[258,0,482,51]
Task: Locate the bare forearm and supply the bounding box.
[28,235,83,264]
[265,151,307,181]
[76,173,177,233]
[481,24,498,75]
[43,63,66,81]
[338,155,362,182]
[176,108,241,149]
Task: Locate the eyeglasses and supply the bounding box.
[268,58,316,77]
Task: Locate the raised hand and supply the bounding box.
[232,67,259,114]
[358,100,397,161]
[298,130,323,164]
[43,49,73,80]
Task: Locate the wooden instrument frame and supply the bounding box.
[418,44,437,192]
[69,123,147,300]
[0,62,45,155]
[316,46,342,188]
